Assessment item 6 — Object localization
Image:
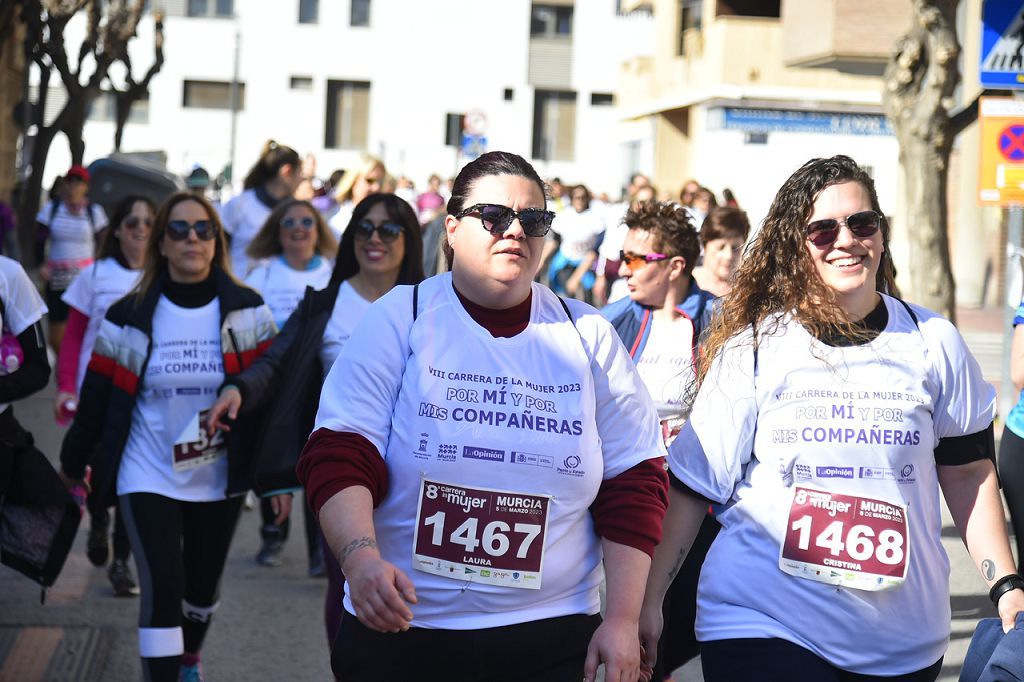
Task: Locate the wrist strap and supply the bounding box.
[989,573,1024,606]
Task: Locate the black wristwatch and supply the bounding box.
[989,573,1024,607]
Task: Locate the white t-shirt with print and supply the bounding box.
[668,294,995,675]
[61,258,140,393]
[314,273,665,629]
[552,209,605,262]
[220,189,272,278]
[244,256,332,329]
[635,314,695,422]
[35,202,108,264]
[319,280,371,374]
[0,255,47,412]
[118,298,229,502]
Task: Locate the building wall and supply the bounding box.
[36,0,654,200]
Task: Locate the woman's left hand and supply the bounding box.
[566,272,582,296]
[583,615,642,682]
[269,493,292,524]
[997,586,1024,633]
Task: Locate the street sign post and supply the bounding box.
[980,1,1024,89]
[460,133,488,161]
[979,96,1024,205]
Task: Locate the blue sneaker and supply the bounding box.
[179,663,204,682]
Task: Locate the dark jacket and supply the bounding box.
[230,279,343,494]
[59,267,276,506]
[600,276,716,360]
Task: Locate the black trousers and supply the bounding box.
[998,426,1024,573]
[700,638,942,682]
[119,492,243,682]
[333,612,601,682]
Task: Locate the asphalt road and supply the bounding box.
[0,374,1014,681]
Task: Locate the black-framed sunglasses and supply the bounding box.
[353,219,403,242]
[805,210,881,247]
[281,216,316,231]
[166,219,218,241]
[454,203,554,238]
[123,216,152,230]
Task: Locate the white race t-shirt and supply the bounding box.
[319,280,371,373]
[668,295,995,674]
[118,298,229,501]
[552,209,605,262]
[35,202,108,264]
[220,189,272,278]
[635,314,695,423]
[244,256,332,328]
[61,258,140,393]
[0,256,47,412]
[314,273,665,629]
[326,201,355,242]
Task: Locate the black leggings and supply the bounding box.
[998,427,1024,572]
[700,638,942,681]
[333,612,600,681]
[119,493,243,682]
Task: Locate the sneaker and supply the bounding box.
[108,559,140,597]
[86,522,110,567]
[244,490,256,510]
[179,662,204,682]
[256,539,284,567]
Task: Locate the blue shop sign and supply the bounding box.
[716,108,894,136]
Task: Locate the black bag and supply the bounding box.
[0,407,81,590]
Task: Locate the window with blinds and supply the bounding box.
[325,80,370,149]
[532,90,576,161]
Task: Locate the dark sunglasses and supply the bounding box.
[281,216,316,230]
[123,216,152,229]
[805,210,881,247]
[353,219,403,242]
[620,250,668,271]
[454,203,554,238]
[166,219,218,241]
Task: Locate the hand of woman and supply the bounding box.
[998,586,1024,633]
[566,272,582,296]
[584,615,642,682]
[58,466,89,493]
[269,493,292,524]
[54,391,77,422]
[637,600,663,680]
[206,386,242,435]
[344,548,418,634]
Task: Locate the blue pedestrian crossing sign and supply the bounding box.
[981,2,1024,88]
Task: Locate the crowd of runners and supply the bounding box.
[0,144,1022,682]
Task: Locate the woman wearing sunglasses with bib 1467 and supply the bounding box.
[639,156,1024,681]
[59,192,279,682]
[295,151,669,682]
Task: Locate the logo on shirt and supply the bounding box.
[898,464,916,484]
[462,445,505,463]
[437,443,457,462]
[556,454,585,478]
[510,451,554,468]
[414,433,430,460]
[816,466,854,479]
[859,467,896,481]
[794,464,812,481]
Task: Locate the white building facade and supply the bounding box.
[40,0,654,198]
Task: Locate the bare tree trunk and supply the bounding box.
[882,0,959,322]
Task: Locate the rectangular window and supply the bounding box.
[187,0,232,17]
[503,87,515,101]
[325,80,370,149]
[591,92,614,106]
[530,4,573,37]
[715,0,780,18]
[445,112,465,147]
[290,76,313,90]
[532,89,576,161]
[678,0,702,55]
[299,0,318,23]
[182,80,245,110]
[87,90,150,123]
[351,0,370,26]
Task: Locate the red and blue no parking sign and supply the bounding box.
[1000,124,1024,162]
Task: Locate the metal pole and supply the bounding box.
[1003,206,1023,421]
[227,23,240,189]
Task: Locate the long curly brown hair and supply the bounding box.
[696,155,899,390]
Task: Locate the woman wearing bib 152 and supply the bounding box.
[297,151,669,682]
[638,155,1024,680]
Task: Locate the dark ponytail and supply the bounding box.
[242,140,300,190]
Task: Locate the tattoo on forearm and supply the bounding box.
[339,536,377,568]
[982,559,996,581]
[667,547,689,581]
